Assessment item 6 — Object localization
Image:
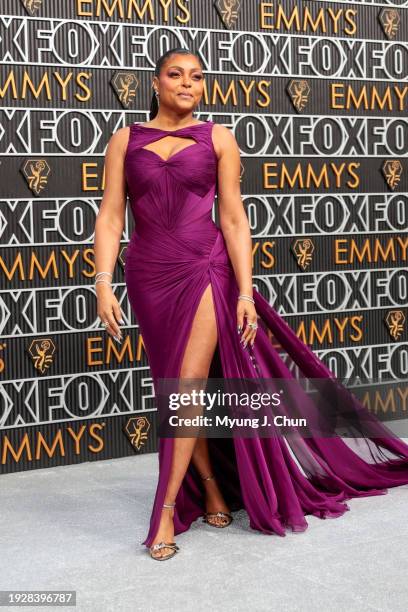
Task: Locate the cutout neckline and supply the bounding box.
[141,139,200,164]
[136,120,210,133]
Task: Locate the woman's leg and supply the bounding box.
[151,283,227,556]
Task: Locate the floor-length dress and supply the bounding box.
[124,120,408,548]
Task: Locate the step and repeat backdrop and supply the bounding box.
[0,0,407,473]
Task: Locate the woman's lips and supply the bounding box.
[178,93,193,99]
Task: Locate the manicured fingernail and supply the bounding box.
[119,319,125,325]
[237,326,242,334]
[114,335,122,344]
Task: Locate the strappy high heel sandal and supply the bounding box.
[149,502,180,561]
[201,474,233,528]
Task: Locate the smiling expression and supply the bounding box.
[153,54,204,112]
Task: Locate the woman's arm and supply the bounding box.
[212,123,258,347]
[93,127,129,342]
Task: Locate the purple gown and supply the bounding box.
[124,120,408,548]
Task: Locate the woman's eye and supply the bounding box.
[168,72,203,79]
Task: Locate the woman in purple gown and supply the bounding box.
[94,48,408,561]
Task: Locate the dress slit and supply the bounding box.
[143,274,221,547]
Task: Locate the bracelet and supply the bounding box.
[238,294,255,304]
[95,271,113,280]
[95,279,112,288]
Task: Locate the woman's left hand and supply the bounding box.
[237,300,258,347]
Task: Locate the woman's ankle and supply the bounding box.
[161,506,175,519]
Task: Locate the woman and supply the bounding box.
[94,47,408,561]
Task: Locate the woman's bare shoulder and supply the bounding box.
[107,125,131,156]
[212,122,233,137]
[212,122,239,159]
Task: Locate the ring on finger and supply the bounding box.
[102,321,110,328]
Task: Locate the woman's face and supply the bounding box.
[154,54,204,113]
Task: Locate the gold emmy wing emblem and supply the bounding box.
[379,9,401,40]
[124,416,151,451]
[385,310,405,340]
[287,80,310,113]
[111,72,139,109]
[21,0,43,15]
[28,339,56,374]
[214,0,241,29]
[20,159,51,196]
[381,160,402,191]
[291,238,315,271]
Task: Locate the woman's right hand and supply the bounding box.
[96,284,124,342]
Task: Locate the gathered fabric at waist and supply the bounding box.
[125,224,232,274]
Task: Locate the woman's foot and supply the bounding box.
[201,475,233,527]
[149,503,178,560]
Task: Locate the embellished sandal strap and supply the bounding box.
[204,511,233,520]
[150,541,179,552]
[162,502,176,508]
[201,474,215,481]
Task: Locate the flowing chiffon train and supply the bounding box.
[124,120,408,548]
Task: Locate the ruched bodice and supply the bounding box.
[125,121,219,245]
